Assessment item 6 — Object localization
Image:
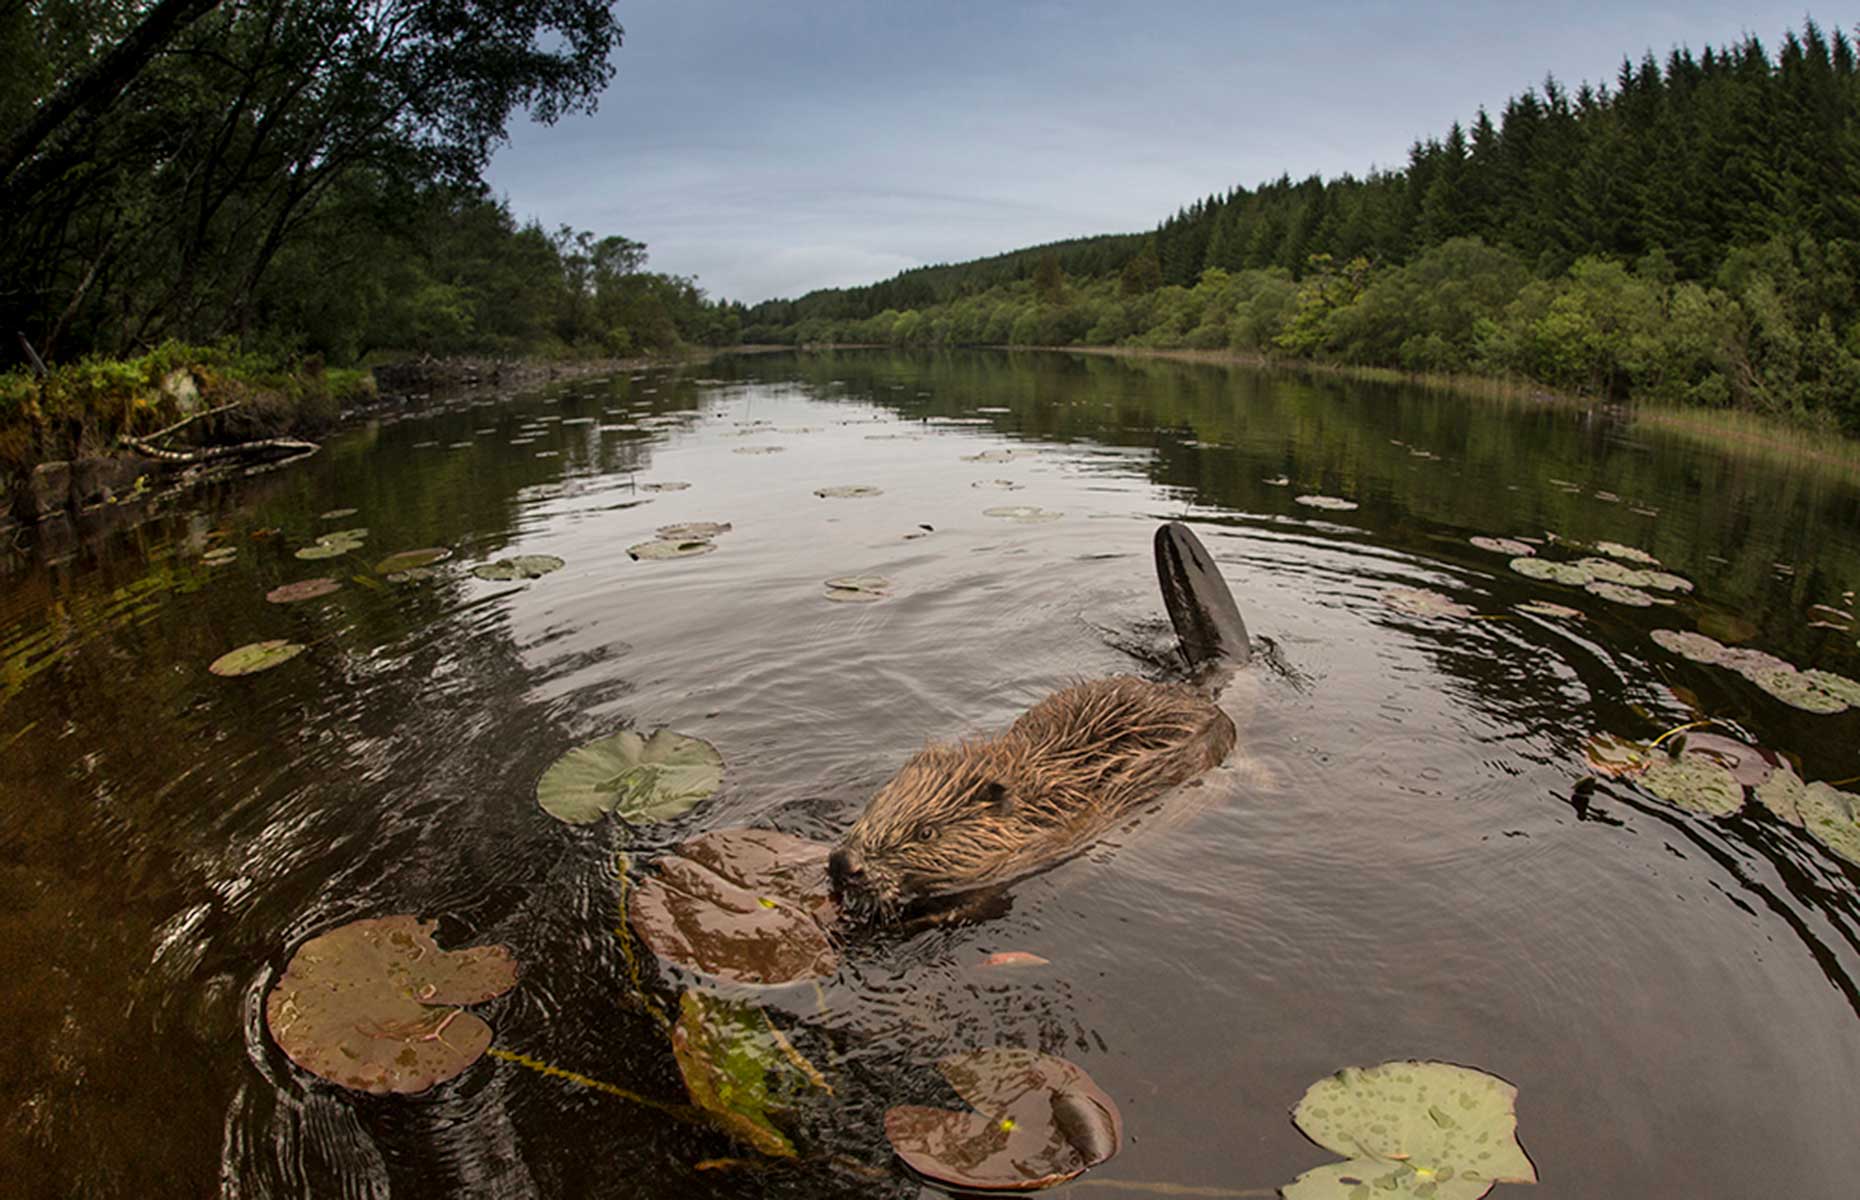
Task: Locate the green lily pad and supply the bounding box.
[983,505,1062,522]
[375,547,451,575]
[824,575,893,602]
[671,990,827,1157]
[1594,540,1658,564]
[470,555,565,581]
[1585,580,1659,607]
[203,546,238,565]
[1382,587,1475,619]
[1515,601,1581,619]
[1294,494,1359,511]
[1470,537,1534,556]
[1636,570,1693,594]
[629,538,716,560]
[209,640,306,677]
[815,485,882,498]
[886,1049,1122,1193]
[266,578,341,604]
[1801,669,1860,706]
[1755,762,1806,827]
[640,481,690,492]
[656,522,732,540]
[1800,782,1860,866]
[536,729,723,825]
[1263,475,1291,487]
[1753,669,1851,714]
[1639,755,1745,816]
[1510,558,1592,585]
[1285,1061,1536,1200]
[1650,629,1727,663]
[295,528,368,561]
[320,508,359,520]
[264,914,517,1095]
[1574,557,1654,586]
[628,828,837,986]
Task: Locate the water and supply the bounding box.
[3,349,1858,1198]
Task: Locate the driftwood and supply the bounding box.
[123,433,319,467]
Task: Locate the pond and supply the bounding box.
[2,349,1858,1198]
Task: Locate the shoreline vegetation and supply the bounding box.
[747,20,1860,447]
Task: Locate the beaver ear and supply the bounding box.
[977,780,1015,816]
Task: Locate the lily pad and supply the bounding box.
[266,578,341,604]
[374,547,451,575]
[627,828,837,986]
[1755,761,1806,826]
[536,729,723,825]
[961,449,1029,463]
[1285,1061,1536,1200]
[210,640,305,676]
[983,505,1062,523]
[1509,558,1592,585]
[1753,669,1851,714]
[1594,540,1658,564]
[824,575,893,602]
[1801,669,1860,706]
[1650,629,1727,664]
[1583,733,1651,778]
[640,481,690,492]
[629,538,717,560]
[1515,601,1581,619]
[671,990,827,1157]
[203,546,238,565]
[264,914,518,1095]
[470,555,565,581]
[972,479,1024,490]
[1639,755,1745,816]
[1470,537,1534,556]
[320,508,358,520]
[1263,475,1291,487]
[295,528,368,561]
[1574,557,1655,586]
[815,485,882,499]
[733,446,784,455]
[1675,733,1775,788]
[656,522,732,540]
[1585,580,1659,607]
[1800,782,1860,865]
[1294,494,1359,511]
[1382,587,1475,619]
[885,1049,1122,1193]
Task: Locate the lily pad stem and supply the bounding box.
[1650,719,1717,749]
[486,1048,703,1124]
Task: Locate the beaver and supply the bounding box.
[829,522,1251,922]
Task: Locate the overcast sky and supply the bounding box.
[484,2,1828,304]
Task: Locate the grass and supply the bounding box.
[1629,402,1860,478]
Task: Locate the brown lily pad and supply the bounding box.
[1675,732,1776,788]
[629,538,717,560]
[815,485,883,499]
[266,578,341,604]
[628,828,838,986]
[656,522,732,540]
[1583,733,1651,778]
[1470,536,1534,556]
[264,915,518,1095]
[885,1049,1122,1192]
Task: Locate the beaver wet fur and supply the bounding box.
[829,522,1250,922]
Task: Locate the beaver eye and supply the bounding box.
[913,823,937,843]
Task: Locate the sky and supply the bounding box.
[484,1,1830,305]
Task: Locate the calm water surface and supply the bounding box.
[3,350,1859,1198]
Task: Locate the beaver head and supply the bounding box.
[829,740,1045,923]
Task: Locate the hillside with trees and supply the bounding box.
[745,20,1860,431]
[0,0,742,369]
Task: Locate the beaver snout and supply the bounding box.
[827,845,865,892]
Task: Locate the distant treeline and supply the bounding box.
[746,20,1860,430]
[1,0,741,369]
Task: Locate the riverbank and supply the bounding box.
[0,343,772,533]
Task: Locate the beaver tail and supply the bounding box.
[1154,522,1250,673]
